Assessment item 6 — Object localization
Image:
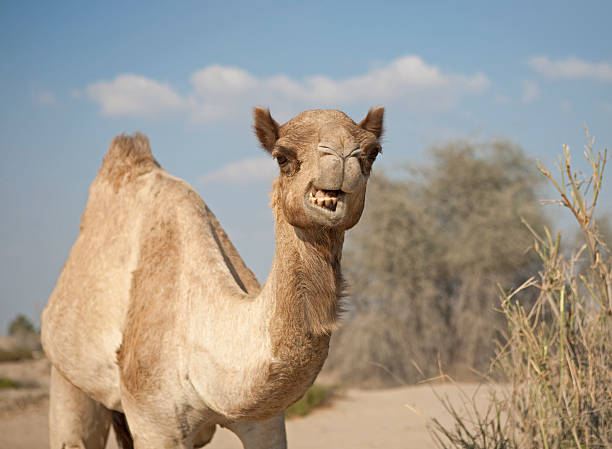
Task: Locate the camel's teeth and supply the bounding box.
[308,193,340,211]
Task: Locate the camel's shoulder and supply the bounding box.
[139,169,260,295]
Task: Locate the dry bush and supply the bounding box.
[324,140,547,386]
[431,135,612,448]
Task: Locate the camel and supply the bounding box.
[41,107,384,449]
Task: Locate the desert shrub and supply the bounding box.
[431,136,611,447]
[325,140,547,386]
[0,377,21,389]
[285,384,331,419]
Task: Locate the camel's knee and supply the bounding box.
[49,367,111,449]
[225,413,287,449]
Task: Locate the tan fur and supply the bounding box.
[41,107,384,448]
[99,133,160,192]
[206,205,260,294]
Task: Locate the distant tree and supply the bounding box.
[8,314,36,336]
[324,139,548,387]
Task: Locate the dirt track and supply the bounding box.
[1,359,493,448]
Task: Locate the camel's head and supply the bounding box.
[255,107,384,231]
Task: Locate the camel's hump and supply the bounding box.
[98,133,160,189]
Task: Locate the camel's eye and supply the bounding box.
[371,144,381,158]
[359,143,381,175]
[272,146,299,175]
[276,155,288,167]
[364,143,381,162]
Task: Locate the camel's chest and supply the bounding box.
[230,332,330,421]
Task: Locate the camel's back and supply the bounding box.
[41,134,258,409]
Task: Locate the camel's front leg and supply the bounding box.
[225,413,287,449]
[121,402,193,449]
[49,366,111,449]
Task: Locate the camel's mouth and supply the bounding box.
[304,185,347,222]
[308,187,342,212]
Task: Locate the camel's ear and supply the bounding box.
[358,106,385,139]
[253,107,280,153]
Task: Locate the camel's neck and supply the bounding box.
[265,216,345,341]
[187,210,347,420]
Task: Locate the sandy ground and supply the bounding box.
[1,359,494,448]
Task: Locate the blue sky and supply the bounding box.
[1,1,611,332]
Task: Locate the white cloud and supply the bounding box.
[86,74,186,117]
[33,91,56,106]
[521,80,540,103]
[84,55,490,121]
[528,56,612,82]
[191,65,259,95]
[189,55,489,112]
[199,157,278,185]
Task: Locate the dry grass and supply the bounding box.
[431,133,611,448]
